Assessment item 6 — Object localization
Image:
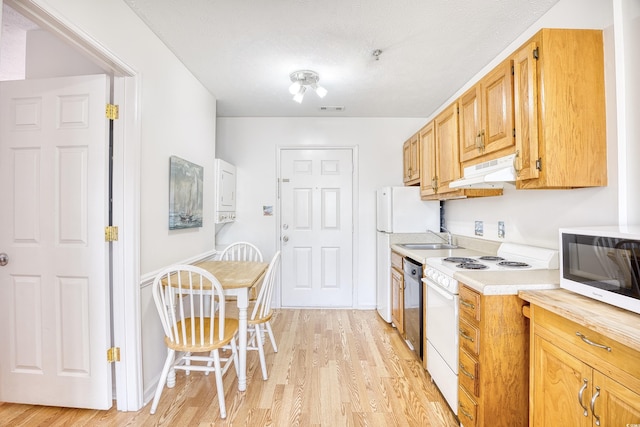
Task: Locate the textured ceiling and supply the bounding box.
[64,1,558,118]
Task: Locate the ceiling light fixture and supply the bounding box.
[289,70,327,103]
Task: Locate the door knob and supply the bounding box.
[283,236,289,243]
[0,253,8,266]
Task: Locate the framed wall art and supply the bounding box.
[169,156,203,230]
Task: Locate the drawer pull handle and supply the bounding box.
[459,404,474,421]
[578,378,589,417]
[576,332,612,352]
[590,386,601,426]
[459,363,475,379]
[460,300,475,309]
[459,328,475,342]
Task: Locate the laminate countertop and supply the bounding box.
[391,242,560,296]
[455,269,560,296]
[520,288,640,353]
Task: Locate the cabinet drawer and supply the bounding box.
[459,317,480,356]
[458,386,478,427]
[459,348,480,397]
[460,285,481,322]
[391,251,403,270]
[535,307,640,381]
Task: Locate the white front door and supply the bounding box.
[0,75,112,409]
[279,148,353,307]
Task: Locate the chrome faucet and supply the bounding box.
[427,228,453,245]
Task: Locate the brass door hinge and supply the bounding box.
[106,104,119,120]
[105,226,119,242]
[107,347,121,363]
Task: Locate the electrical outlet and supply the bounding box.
[498,221,505,238]
[475,221,483,236]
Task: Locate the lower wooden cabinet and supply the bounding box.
[530,306,640,426]
[457,285,530,427]
[391,251,404,336]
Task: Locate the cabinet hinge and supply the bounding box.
[511,64,514,75]
[105,104,119,120]
[105,226,119,242]
[536,158,542,171]
[513,128,516,138]
[533,47,539,60]
[107,347,121,363]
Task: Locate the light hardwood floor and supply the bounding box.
[0,310,459,426]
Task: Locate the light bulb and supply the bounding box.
[293,86,306,103]
[315,85,327,98]
[288,81,301,95]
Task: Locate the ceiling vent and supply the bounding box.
[319,106,345,112]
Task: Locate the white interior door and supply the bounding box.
[279,148,353,307]
[0,75,112,409]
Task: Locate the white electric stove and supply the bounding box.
[425,242,559,294]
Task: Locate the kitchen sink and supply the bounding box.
[398,243,461,250]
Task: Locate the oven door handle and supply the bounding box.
[426,281,455,300]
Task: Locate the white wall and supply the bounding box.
[614,0,640,225]
[215,117,425,308]
[25,29,103,78]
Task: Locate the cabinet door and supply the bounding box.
[419,121,437,197]
[513,41,540,182]
[403,134,420,185]
[391,268,404,335]
[531,334,591,427]
[403,139,412,183]
[434,103,461,194]
[458,85,482,162]
[592,371,640,427]
[481,59,514,156]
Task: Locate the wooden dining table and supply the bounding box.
[193,259,268,392]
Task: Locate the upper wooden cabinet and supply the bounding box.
[459,58,515,163]
[419,121,436,198]
[403,133,420,186]
[513,28,607,189]
[421,104,503,200]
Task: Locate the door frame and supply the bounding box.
[3,0,143,410]
[275,146,359,309]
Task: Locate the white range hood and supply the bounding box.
[449,153,517,189]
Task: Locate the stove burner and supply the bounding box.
[498,261,531,268]
[443,257,477,264]
[478,256,505,262]
[457,263,488,270]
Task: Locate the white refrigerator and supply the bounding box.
[376,186,440,323]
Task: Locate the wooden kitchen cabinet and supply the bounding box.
[420,104,502,201]
[512,28,607,189]
[403,133,420,186]
[419,121,436,198]
[391,251,404,336]
[459,57,514,163]
[530,306,640,426]
[457,285,530,427]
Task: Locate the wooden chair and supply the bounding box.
[220,241,263,262]
[150,264,238,419]
[247,251,281,380]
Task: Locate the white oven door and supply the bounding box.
[425,278,459,414]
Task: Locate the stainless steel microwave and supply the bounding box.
[560,226,640,314]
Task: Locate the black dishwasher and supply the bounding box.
[403,257,423,361]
